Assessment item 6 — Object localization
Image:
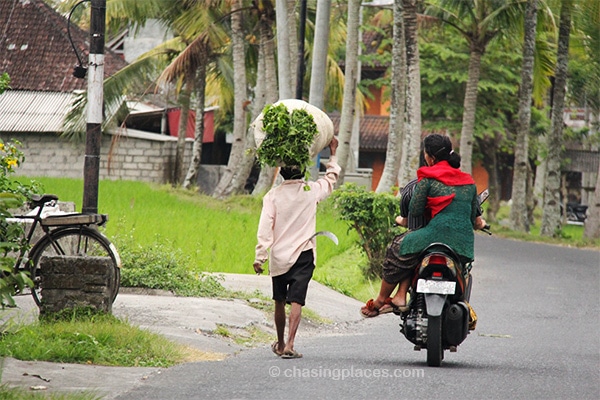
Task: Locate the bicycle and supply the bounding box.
[8,194,121,307]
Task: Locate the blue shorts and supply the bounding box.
[272,250,315,306]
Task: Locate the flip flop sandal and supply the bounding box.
[271,341,283,357]
[391,303,410,313]
[379,297,395,314]
[281,349,303,359]
[360,299,383,318]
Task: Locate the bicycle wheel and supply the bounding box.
[29,226,121,307]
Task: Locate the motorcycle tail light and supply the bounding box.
[432,271,443,278]
[420,254,456,276]
[428,255,447,265]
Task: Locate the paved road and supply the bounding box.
[116,235,600,400]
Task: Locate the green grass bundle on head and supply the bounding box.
[256,103,318,176]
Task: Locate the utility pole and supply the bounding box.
[295,0,307,99]
[82,0,105,214]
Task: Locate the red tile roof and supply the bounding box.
[329,113,389,151]
[0,0,127,92]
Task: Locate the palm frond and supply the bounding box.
[532,32,556,107]
[62,38,182,141]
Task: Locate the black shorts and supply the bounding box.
[272,250,315,306]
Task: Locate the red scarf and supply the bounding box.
[417,160,475,186]
[417,161,475,218]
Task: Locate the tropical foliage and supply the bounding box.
[46,0,599,238]
[330,183,404,279]
[0,140,40,307]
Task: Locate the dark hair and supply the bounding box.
[423,134,461,168]
[280,166,304,180]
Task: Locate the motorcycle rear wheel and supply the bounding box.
[427,316,443,367]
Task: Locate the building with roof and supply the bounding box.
[0,0,199,186]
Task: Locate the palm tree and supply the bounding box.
[509,0,539,232]
[251,0,280,195]
[584,164,600,239]
[309,0,332,109]
[376,0,406,193]
[149,2,229,187]
[210,1,252,198]
[398,0,422,187]
[336,0,362,184]
[276,0,293,98]
[425,0,528,174]
[60,0,228,187]
[540,0,571,237]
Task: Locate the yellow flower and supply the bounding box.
[6,158,17,169]
[0,142,4,151]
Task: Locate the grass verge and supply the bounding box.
[0,310,188,368]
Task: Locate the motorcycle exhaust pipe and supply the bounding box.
[444,303,469,346]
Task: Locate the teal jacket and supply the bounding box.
[400,175,479,261]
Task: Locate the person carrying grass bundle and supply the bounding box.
[253,137,340,359]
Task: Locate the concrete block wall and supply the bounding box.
[7,129,193,184]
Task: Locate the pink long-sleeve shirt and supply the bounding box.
[254,156,341,276]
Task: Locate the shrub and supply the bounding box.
[112,228,225,297]
[330,183,405,278]
[0,139,40,306]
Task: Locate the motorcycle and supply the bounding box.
[565,202,588,225]
[396,190,490,367]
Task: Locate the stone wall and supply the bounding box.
[39,256,115,315]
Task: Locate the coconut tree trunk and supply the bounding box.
[541,0,571,237]
[509,0,538,232]
[533,133,547,203]
[253,6,280,196]
[583,164,600,239]
[335,0,362,184]
[459,44,483,174]
[174,74,194,185]
[307,0,333,181]
[376,0,406,193]
[183,58,207,189]
[276,0,293,99]
[222,37,270,198]
[213,0,249,198]
[478,134,501,222]
[398,0,422,187]
[309,0,332,109]
[287,0,298,87]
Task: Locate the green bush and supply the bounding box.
[0,139,40,306]
[330,183,404,278]
[112,228,225,297]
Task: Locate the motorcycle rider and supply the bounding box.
[361,134,486,317]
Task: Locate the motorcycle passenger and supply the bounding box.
[360,134,486,318]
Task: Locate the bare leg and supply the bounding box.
[391,279,411,307]
[274,300,286,353]
[372,279,397,308]
[283,302,302,353]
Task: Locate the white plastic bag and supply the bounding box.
[251,99,334,159]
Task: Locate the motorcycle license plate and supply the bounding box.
[417,279,456,295]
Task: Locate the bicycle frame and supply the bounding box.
[10,194,108,274]
[9,196,57,273]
